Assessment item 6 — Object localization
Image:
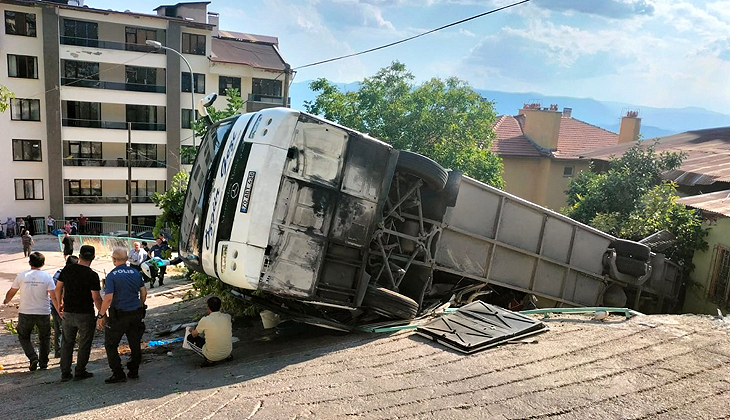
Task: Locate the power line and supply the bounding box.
[294,0,532,70]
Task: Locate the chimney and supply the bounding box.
[618,110,641,143]
[562,107,572,118]
[208,12,219,37]
[518,102,562,150]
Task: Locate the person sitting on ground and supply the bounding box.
[52,256,79,358]
[186,296,232,367]
[3,252,61,371]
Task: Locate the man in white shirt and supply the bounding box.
[186,296,233,367]
[128,242,147,270]
[3,252,61,371]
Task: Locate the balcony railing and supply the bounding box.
[247,93,286,105]
[62,158,165,168]
[61,78,165,93]
[62,118,166,131]
[64,196,155,204]
[60,36,164,54]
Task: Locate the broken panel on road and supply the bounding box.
[416,301,547,353]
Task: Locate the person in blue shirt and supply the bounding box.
[148,236,170,287]
[97,248,147,383]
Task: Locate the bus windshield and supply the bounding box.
[179,117,237,270]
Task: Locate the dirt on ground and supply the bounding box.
[1,245,730,419]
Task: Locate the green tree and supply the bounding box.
[305,62,503,187]
[563,141,707,271]
[180,88,245,163]
[0,84,14,113]
[150,170,188,249]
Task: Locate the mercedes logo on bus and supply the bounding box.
[230,182,240,199]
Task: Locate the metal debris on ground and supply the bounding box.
[416,301,547,354]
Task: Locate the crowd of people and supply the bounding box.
[1,240,233,383]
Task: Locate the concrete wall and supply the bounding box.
[517,108,561,150]
[544,159,590,211]
[501,157,548,206]
[683,217,730,315]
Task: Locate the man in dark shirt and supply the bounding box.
[97,248,147,383]
[56,245,102,382]
[148,237,170,287]
[62,232,74,257]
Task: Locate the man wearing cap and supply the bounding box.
[56,245,102,382]
[97,248,147,383]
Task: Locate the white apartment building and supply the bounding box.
[0,0,291,231]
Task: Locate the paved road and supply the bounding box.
[1,309,728,419]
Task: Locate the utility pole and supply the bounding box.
[282,63,291,108]
[127,123,132,238]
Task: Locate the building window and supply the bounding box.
[563,166,574,177]
[181,72,205,93]
[181,33,205,55]
[67,180,102,196]
[7,55,38,79]
[126,66,157,86]
[218,76,241,96]
[14,179,43,200]
[181,109,199,129]
[709,245,730,305]
[62,19,98,47]
[67,141,102,159]
[12,140,42,162]
[66,101,100,123]
[125,26,157,51]
[130,180,164,197]
[180,145,197,164]
[252,78,282,97]
[10,99,40,121]
[5,11,36,37]
[62,60,100,88]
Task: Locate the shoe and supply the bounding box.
[200,359,215,368]
[39,364,48,370]
[158,281,164,286]
[105,373,127,384]
[73,371,94,381]
[29,360,38,372]
[61,373,73,382]
[127,370,139,379]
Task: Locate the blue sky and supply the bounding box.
[93,0,730,113]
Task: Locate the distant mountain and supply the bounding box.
[290,81,730,138]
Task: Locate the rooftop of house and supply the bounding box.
[210,37,287,71]
[677,189,730,218]
[580,126,730,187]
[491,113,620,159]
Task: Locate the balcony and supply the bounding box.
[61,78,165,94]
[62,119,166,131]
[64,196,154,204]
[62,158,165,168]
[60,36,164,54]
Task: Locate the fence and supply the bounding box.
[56,235,143,259]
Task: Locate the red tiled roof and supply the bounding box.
[491,114,619,158]
[556,117,619,157]
[210,37,287,71]
[490,115,543,157]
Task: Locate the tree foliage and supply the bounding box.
[0,84,14,113]
[150,170,189,249]
[180,88,245,163]
[563,141,707,271]
[304,62,503,187]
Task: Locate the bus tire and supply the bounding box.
[396,151,448,192]
[610,239,651,261]
[615,256,648,277]
[363,286,419,320]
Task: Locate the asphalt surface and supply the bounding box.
[1,239,730,419]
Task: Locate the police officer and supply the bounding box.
[97,248,147,383]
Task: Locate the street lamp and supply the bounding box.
[146,39,196,148]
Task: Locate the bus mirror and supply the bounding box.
[198,93,218,127]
